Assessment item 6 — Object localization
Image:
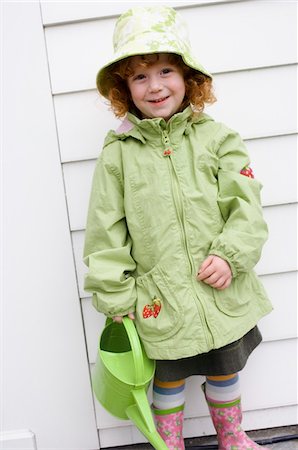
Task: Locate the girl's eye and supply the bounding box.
[133,73,146,81]
[161,68,173,75]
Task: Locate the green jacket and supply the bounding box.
[83,107,273,359]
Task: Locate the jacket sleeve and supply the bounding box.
[83,154,137,317]
[209,128,268,277]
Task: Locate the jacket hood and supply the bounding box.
[97,6,212,97]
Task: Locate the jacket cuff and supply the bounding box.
[92,292,136,318]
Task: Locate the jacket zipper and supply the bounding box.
[162,130,213,348]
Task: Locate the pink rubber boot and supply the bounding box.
[153,406,185,450]
[206,395,270,450]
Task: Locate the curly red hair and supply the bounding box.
[98,53,216,118]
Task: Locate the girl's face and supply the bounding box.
[127,54,186,121]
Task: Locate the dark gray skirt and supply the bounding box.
[155,326,262,381]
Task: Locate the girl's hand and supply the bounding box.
[197,255,232,290]
[112,312,135,323]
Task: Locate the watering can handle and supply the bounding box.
[122,317,145,386]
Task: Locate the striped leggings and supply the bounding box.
[153,373,241,412]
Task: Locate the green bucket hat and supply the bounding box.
[96,6,212,97]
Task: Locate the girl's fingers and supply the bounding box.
[113,313,135,323]
[198,256,232,283]
[198,255,214,275]
[209,276,226,289]
[112,316,123,323]
[216,277,232,290]
[200,272,221,285]
[200,272,232,289]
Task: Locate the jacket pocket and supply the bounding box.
[135,264,184,343]
[213,272,256,317]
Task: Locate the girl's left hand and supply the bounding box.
[112,312,135,323]
[197,255,232,290]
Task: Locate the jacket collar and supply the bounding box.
[104,106,212,148]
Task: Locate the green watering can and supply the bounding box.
[92,317,168,450]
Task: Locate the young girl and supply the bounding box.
[84,6,273,450]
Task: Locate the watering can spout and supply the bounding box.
[127,389,169,450]
[131,388,156,433]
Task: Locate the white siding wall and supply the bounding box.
[42,0,297,447]
[3,1,295,449]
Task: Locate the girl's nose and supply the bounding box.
[149,77,162,92]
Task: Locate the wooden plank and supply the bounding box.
[207,65,297,139]
[45,1,297,93]
[82,271,297,365]
[257,272,297,342]
[185,338,298,414]
[246,134,297,206]
[54,90,118,162]
[63,134,297,231]
[41,1,229,25]
[63,159,96,231]
[256,203,297,275]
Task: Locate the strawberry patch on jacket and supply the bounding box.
[142,297,162,318]
[240,166,254,178]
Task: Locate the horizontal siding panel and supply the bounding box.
[207,65,297,139]
[54,90,118,162]
[255,203,297,275]
[257,272,297,342]
[41,1,224,24]
[55,65,297,163]
[73,202,297,298]
[187,338,298,413]
[63,134,296,231]
[63,160,93,232]
[239,338,298,411]
[45,2,297,93]
[246,134,297,206]
[98,405,298,447]
[82,271,297,365]
[91,338,297,432]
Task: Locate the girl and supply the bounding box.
[84,6,273,450]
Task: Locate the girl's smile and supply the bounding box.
[127,54,186,121]
[148,96,169,104]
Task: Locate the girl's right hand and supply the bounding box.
[197,255,232,290]
[112,312,135,323]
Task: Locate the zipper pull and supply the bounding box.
[162,131,173,156]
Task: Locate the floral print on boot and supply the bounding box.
[153,406,185,450]
[207,399,270,450]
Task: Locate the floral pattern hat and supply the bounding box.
[96,5,212,97]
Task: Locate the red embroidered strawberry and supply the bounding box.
[142,297,162,319]
[142,304,153,318]
[153,298,162,318]
[240,166,255,178]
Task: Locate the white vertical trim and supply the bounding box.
[2,3,99,449]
